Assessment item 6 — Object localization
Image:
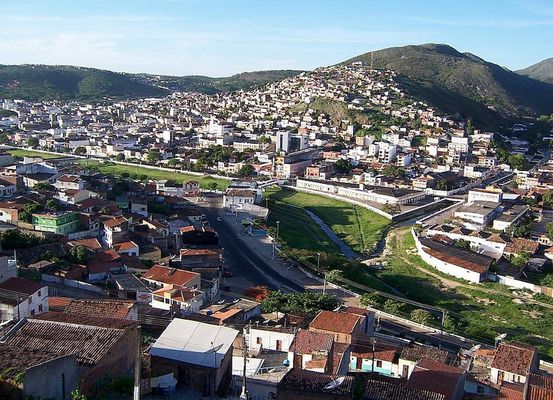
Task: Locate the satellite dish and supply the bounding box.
[469,344,481,353]
[324,376,345,390]
[495,333,507,342]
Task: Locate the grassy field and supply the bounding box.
[264,187,390,254]
[7,149,61,159]
[376,228,553,357]
[80,160,230,189]
[267,202,340,253]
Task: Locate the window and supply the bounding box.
[31,309,35,316]
[256,337,262,345]
[39,304,43,312]
[38,290,41,297]
[276,340,282,351]
[28,297,32,304]
[376,360,382,368]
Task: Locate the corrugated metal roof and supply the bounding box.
[150,318,238,368]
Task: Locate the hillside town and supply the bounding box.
[1,61,553,400]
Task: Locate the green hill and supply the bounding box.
[344,44,553,127]
[137,70,302,94]
[518,58,553,83]
[0,64,302,101]
[0,64,169,101]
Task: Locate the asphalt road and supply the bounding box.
[202,204,304,293]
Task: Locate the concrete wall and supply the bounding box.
[24,354,79,400]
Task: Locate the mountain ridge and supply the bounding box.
[0,64,302,101]
[518,57,553,83]
[343,43,553,127]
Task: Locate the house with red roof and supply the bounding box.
[491,342,538,385]
[309,309,374,344]
[0,277,48,321]
[86,249,126,282]
[141,264,201,290]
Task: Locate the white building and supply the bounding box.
[0,277,48,322]
[246,326,295,353]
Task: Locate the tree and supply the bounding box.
[382,165,406,179]
[0,133,10,144]
[383,299,403,315]
[325,269,343,283]
[207,182,218,192]
[435,179,448,191]
[259,135,271,144]
[71,389,88,400]
[547,222,553,242]
[335,158,353,174]
[147,149,161,164]
[237,164,255,177]
[511,252,530,268]
[455,239,471,250]
[360,292,381,308]
[466,119,474,135]
[74,146,87,155]
[45,199,58,211]
[33,182,55,192]
[507,154,528,171]
[27,136,39,147]
[19,203,41,223]
[261,290,338,315]
[69,245,88,264]
[167,158,179,167]
[382,202,400,215]
[115,153,125,161]
[410,309,433,325]
[543,190,553,208]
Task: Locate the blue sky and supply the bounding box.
[2,0,552,76]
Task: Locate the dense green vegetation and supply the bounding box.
[0,64,168,101]
[265,187,390,254]
[0,64,301,101]
[345,44,553,127]
[261,290,339,316]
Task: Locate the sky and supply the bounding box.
[1,0,552,77]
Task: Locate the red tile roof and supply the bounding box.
[113,240,139,252]
[309,310,362,335]
[491,341,536,377]
[407,358,464,400]
[0,277,45,295]
[142,264,199,287]
[277,368,353,396]
[498,382,525,400]
[528,373,553,400]
[68,238,102,251]
[64,299,135,320]
[289,329,334,354]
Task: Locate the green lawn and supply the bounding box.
[265,187,390,254]
[7,149,61,159]
[268,202,340,253]
[376,228,553,357]
[80,160,230,190]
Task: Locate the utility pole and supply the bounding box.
[439,310,446,350]
[133,325,141,400]
[240,332,248,399]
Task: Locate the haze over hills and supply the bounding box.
[344,44,553,126]
[518,57,553,83]
[0,64,301,101]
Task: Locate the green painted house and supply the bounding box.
[32,212,79,235]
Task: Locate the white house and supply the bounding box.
[490,342,537,385]
[246,326,295,353]
[223,188,258,209]
[0,277,48,322]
